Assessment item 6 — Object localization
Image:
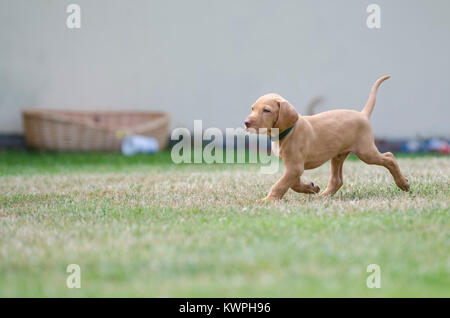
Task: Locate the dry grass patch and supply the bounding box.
[0,152,449,297]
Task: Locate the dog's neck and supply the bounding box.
[270,123,297,158]
[270,125,295,142]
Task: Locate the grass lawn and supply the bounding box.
[0,150,449,297]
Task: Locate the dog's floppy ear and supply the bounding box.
[274,99,299,132]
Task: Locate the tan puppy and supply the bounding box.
[244,75,410,201]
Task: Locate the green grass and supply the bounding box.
[0,150,449,297]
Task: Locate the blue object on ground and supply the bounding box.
[121,135,159,156]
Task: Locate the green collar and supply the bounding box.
[271,125,295,141]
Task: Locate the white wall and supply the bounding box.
[1,0,449,138]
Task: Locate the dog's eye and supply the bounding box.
[263,109,270,113]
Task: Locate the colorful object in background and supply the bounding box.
[401,139,425,153]
[121,135,159,156]
[425,138,450,154]
[400,138,450,154]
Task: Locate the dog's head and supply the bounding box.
[245,93,298,135]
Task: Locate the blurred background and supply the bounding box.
[0,0,449,152]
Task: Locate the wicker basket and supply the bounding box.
[22,109,170,152]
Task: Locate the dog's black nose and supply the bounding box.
[244,120,251,128]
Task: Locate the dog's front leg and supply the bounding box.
[263,164,303,201]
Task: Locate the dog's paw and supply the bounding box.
[259,196,279,203]
[257,197,268,204]
[318,191,331,198]
[397,178,410,192]
[310,182,321,194]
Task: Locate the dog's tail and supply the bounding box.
[361,75,390,118]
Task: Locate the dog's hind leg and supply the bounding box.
[354,144,410,191]
[319,152,350,197]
